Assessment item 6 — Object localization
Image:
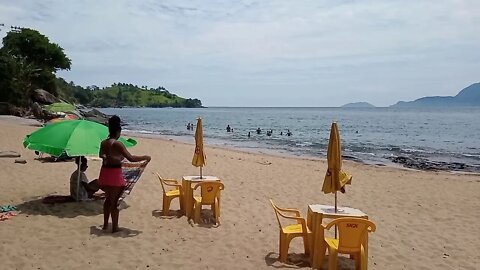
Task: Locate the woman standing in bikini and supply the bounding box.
[98,115,151,233]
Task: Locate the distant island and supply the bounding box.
[0,28,202,119]
[341,102,376,108]
[391,83,480,107]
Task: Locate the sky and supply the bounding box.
[0,0,479,107]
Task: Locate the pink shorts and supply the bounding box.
[98,167,125,187]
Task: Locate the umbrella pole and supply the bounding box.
[335,191,338,238]
[335,191,337,212]
[200,166,203,179]
[76,158,81,202]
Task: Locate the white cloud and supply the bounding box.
[0,0,479,106]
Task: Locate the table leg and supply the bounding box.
[310,212,326,269]
[181,180,187,215]
[183,180,194,219]
[179,186,184,212]
[188,181,194,219]
[307,208,313,263]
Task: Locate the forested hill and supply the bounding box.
[391,83,480,107]
[55,79,202,108]
[0,27,202,117]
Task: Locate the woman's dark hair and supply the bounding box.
[108,115,122,137]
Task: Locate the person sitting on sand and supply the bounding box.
[70,156,99,201]
[98,115,151,233]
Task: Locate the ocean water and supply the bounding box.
[100,107,480,171]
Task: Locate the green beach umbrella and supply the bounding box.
[23,120,136,157]
[44,102,76,113]
[23,119,137,201]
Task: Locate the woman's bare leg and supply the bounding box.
[102,186,112,230]
[110,186,124,233]
[103,197,111,230]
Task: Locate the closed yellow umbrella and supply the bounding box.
[192,117,206,178]
[322,122,352,212]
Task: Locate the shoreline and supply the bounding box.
[4,114,476,175]
[105,106,479,174]
[122,129,480,176]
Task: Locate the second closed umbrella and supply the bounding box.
[322,122,352,212]
[192,117,206,178]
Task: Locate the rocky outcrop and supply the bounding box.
[79,108,109,125]
[9,106,30,117]
[31,89,59,105]
[388,156,480,173]
[31,102,44,119]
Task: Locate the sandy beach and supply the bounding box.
[0,116,479,270]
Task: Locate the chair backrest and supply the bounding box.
[155,173,167,194]
[325,217,376,253]
[194,181,224,204]
[269,199,283,229]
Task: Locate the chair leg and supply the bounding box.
[162,195,170,216]
[283,234,297,263]
[279,232,288,263]
[317,242,327,269]
[214,200,220,225]
[360,245,366,270]
[178,192,184,211]
[351,252,360,270]
[194,202,201,224]
[303,234,310,255]
[328,246,338,270]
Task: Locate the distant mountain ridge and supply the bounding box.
[341,102,375,108]
[391,83,480,107]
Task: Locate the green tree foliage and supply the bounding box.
[2,28,71,72]
[55,77,94,104]
[0,51,16,104]
[86,83,202,108]
[0,28,72,104]
[0,51,42,106]
[54,80,202,108]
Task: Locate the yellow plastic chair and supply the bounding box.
[155,173,183,216]
[269,199,310,263]
[193,181,224,225]
[323,217,376,270]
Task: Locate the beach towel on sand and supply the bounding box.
[41,161,147,205]
[118,161,148,205]
[0,205,19,221]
